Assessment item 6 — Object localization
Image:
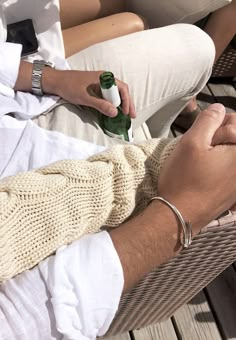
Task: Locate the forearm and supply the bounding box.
[0,138,177,282]
[109,200,200,293]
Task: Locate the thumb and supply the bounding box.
[185,103,226,146]
[86,95,118,117]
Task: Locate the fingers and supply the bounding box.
[88,95,118,117]
[212,113,236,145]
[185,103,226,147]
[87,79,137,118]
[118,82,136,118]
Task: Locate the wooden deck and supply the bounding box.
[104,78,236,340]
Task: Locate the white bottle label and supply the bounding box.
[104,124,133,142]
[101,84,121,107]
[128,125,134,142]
[104,129,125,140]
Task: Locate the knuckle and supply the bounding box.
[225,124,236,139]
[202,109,220,121]
[180,135,200,153]
[121,83,129,91]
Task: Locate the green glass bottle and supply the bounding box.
[99,71,133,142]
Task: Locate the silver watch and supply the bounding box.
[32,60,54,96]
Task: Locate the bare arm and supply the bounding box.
[110,200,184,292]
[14,61,57,94]
[13,61,136,117]
[110,103,236,293]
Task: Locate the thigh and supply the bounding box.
[32,102,124,147]
[67,24,214,136]
[60,0,126,29]
[127,0,232,27]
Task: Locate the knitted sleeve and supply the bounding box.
[0,137,178,281]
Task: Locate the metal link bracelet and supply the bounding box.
[151,196,192,248]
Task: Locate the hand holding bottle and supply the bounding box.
[42,68,136,118]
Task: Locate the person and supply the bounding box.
[0,0,234,339]
[60,0,147,57]
[128,0,236,128]
[1,103,236,340]
[184,0,236,114]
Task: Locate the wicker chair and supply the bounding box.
[104,23,236,338]
[212,35,236,78]
[104,210,236,336]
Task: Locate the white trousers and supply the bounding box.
[34,23,215,146]
[127,0,232,28]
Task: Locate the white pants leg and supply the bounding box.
[35,23,215,142]
[127,0,232,27]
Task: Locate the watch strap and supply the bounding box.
[32,60,53,96]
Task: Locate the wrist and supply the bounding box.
[14,61,33,92]
[148,200,183,250]
[41,66,61,96]
[14,61,61,96]
[156,194,204,235]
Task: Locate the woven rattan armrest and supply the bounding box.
[104,211,236,336]
[212,38,236,78]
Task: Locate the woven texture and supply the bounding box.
[0,137,177,282]
[212,42,236,77]
[105,211,236,336]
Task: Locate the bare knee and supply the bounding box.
[119,12,149,33]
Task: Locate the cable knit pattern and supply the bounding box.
[0,137,179,282]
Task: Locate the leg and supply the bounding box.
[63,12,147,57]
[67,24,214,137]
[127,0,232,28]
[177,0,236,129]
[60,0,126,29]
[33,102,125,147]
[204,0,236,61]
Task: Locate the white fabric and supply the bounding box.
[0,115,106,178]
[40,232,124,340]
[0,114,125,340]
[0,231,123,340]
[0,266,61,340]
[128,0,232,28]
[0,0,69,119]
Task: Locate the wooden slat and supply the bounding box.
[207,82,236,113]
[104,332,131,340]
[132,320,177,340]
[206,265,236,340]
[173,291,222,340]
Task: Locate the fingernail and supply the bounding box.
[208,103,225,114]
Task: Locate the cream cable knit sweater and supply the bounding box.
[0,137,178,282]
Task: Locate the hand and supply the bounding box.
[158,103,236,232]
[212,112,236,145]
[44,69,136,118]
[212,111,236,211]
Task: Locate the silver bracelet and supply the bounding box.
[151,196,192,248]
